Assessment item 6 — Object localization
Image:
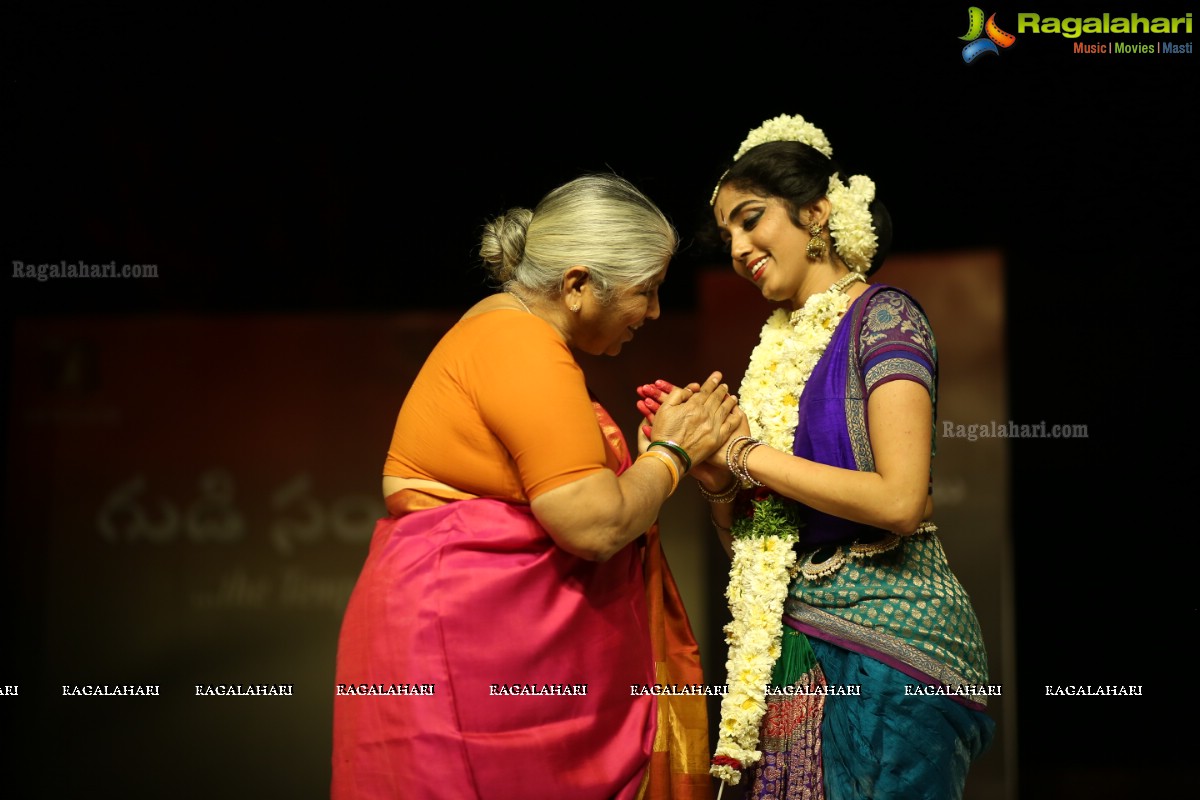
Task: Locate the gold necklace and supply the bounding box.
[505,288,533,314]
[830,270,866,294]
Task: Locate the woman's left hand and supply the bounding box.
[637,378,743,491]
[635,379,677,439]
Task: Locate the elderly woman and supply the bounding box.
[332,173,740,800]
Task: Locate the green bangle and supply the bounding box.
[649,440,692,473]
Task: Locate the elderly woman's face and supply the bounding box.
[575,264,667,357]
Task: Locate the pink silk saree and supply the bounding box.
[332,402,710,800]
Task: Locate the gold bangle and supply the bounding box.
[725,436,754,476]
[637,449,679,496]
[697,477,740,504]
[738,441,765,487]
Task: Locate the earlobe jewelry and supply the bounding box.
[570,302,580,313]
[806,221,827,261]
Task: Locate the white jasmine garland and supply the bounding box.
[710,280,857,787]
[711,534,798,785]
[739,286,856,451]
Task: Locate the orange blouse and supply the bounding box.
[383,308,610,503]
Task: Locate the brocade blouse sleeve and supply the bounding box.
[857,288,937,403]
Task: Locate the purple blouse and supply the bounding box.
[791,285,937,547]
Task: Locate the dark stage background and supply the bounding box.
[3,5,1195,798]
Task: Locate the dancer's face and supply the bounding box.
[713,186,814,306]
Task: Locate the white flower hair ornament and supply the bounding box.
[731,113,834,161]
[712,113,880,274]
[826,172,878,274]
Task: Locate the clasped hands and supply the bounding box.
[636,373,750,492]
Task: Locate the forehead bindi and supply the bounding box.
[717,192,765,228]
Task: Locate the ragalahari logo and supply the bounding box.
[960,7,1017,62]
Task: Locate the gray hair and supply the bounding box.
[479,173,678,304]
